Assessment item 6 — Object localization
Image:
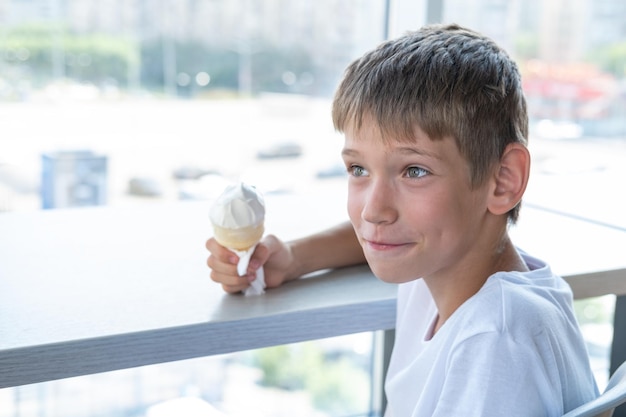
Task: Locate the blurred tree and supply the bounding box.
[251,45,315,94]
[253,343,369,415]
[589,42,626,78]
[574,296,616,326]
[1,25,319,98]
[0,24,138,87]
[140,39,239,94]
[140,38,315,97]
[514,32,540,61]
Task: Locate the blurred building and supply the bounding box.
[1,0,624,78]
[443,0,519,51]
[0,0,387,97]
[0,0,624,134]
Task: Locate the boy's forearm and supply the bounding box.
[288,221,366,279]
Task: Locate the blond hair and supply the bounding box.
[332,23,528,222]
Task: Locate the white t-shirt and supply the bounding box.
[385,252,599,417]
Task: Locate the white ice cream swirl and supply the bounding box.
[209,182,265,228]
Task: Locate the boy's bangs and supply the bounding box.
[336,100,448,145]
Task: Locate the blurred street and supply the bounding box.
[1,96,625,223]
[0,96,345,212]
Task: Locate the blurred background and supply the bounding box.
[0,0,625,416]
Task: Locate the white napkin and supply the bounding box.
[233,244,266,296]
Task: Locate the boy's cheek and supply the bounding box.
[346,197,363,225]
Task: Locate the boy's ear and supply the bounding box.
[488,143,530,216]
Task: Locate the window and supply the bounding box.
[1,333,378,417]
[1,0,624,415]
[0,0,387,211]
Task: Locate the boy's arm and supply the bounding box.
[206,221,366,293]
[287,221,366,279]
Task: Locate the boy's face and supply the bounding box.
[342,117,493,284]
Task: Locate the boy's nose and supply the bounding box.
[361,180,398,225]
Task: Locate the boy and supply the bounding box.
[206,24,598,416]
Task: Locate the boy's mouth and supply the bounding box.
[363,238,410,251]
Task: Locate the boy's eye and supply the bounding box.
[349,165,368,177]
[406,166,429,178]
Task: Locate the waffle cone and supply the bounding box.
[212,223,264,251]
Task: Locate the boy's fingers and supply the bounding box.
[206,252,237,273]
[206,236,264,293]
[205,238,239,264]
[247,243,269,272]
[210,269,249,291]
[221,283,247,294]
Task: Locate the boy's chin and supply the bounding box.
[369,264,419,284]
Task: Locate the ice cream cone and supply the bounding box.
[209,182,265,246]
[211,223,264,251]
[209,182,267,295]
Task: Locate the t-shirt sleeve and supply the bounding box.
[431,331,563,417]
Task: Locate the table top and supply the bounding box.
[1,191,626,388]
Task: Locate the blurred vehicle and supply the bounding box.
[256,141,303,159]
[172,165,220,180]
[128,177,163,197]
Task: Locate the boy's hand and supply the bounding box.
[206,234,297,294]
